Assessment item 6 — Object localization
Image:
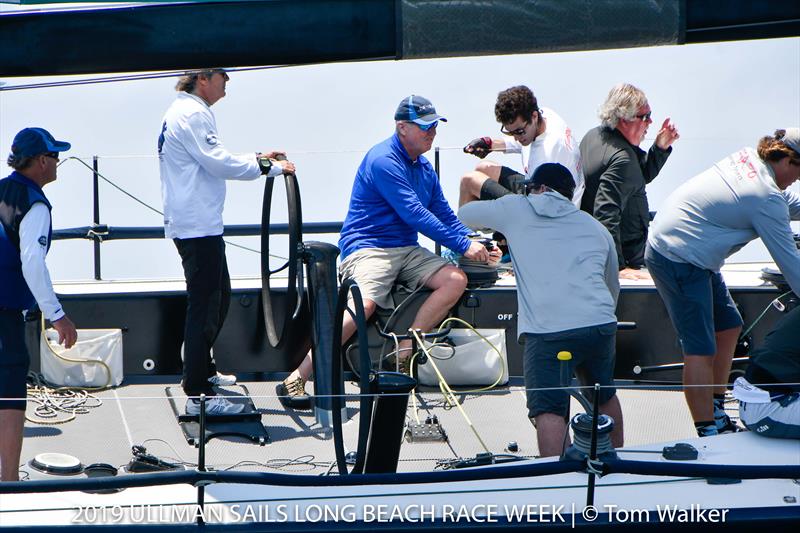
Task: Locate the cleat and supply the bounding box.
[185,396,244,416]
[208,371,237,386]
[277,376,311,410]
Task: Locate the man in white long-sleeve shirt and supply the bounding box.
[0,127,77,481]
[158,68,296,416]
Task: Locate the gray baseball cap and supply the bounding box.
[782,127,800,157]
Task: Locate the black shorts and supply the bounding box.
[0,309,29,411]
[479,166,525,200]
[522,323,617,419]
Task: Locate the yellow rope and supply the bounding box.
[412,330,490,453]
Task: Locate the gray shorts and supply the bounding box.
[645,245,743,355]
[522,322,617,419]
[339,246,449,309]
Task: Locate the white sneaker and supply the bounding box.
[208,372,237,386]
[185,397,244,416]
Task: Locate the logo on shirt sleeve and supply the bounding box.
[205,133,219,146]
[38,236,48,247]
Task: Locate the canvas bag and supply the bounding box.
[40,328,124,388]
[417,328,508,386]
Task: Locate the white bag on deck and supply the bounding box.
[40,329,124,388]
[417,329,508,387]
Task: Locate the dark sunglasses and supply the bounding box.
[634,112,652,122]
[43,152,59,161]
[500,121,530,136]
[413,121,438,132]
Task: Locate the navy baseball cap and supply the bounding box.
[11,128,71,158]
[524,163,575,200]
[394,95,447,126]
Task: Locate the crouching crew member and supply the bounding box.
[459,163,624,457]
[733,305,800,439]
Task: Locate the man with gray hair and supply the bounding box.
[158,68,296,416]
[579,83,679,279]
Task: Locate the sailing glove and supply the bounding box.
[463,137,493,159]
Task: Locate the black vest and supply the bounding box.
[0,171,52,310]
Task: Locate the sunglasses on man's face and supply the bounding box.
[414,121,438,132]
[634,112,652,122]
[43,152,59,161]
[500,121,530,136]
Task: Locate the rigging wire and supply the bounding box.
[0,57,396,92]
[0,65,290,92]
[58,156,287,259]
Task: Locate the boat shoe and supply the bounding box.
[382,353,411,375]
[277,376,311,410]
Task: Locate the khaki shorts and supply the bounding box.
[339,246,449,309]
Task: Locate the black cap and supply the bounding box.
[524,163,575,200]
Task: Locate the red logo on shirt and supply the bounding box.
[735,150,758,180]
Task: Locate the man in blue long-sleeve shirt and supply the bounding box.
[279,95,490,408]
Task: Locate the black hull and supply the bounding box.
[32,282,785,384]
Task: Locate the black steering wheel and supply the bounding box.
[331,278,372,475]
[260,155,304,349]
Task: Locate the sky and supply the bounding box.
[0,16,798,281]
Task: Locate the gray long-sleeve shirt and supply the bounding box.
[649,147,800,295]
[459,192,619,336]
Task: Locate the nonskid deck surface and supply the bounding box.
[20,376,701,480]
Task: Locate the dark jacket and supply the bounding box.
[746,305,800,396]
[579,126,671,268]
[0,172,52,310]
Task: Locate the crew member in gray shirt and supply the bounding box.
[645,128,800,437]
[459,163,623,457]
[580,83,679,279]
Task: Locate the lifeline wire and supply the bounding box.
[58,156,286,260]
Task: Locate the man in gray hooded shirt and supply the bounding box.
[459,163,623,457]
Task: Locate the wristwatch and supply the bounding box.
[256,153,272,175]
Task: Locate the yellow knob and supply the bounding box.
[557,351,572,361]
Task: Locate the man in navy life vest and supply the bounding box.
[1,127,78,481]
